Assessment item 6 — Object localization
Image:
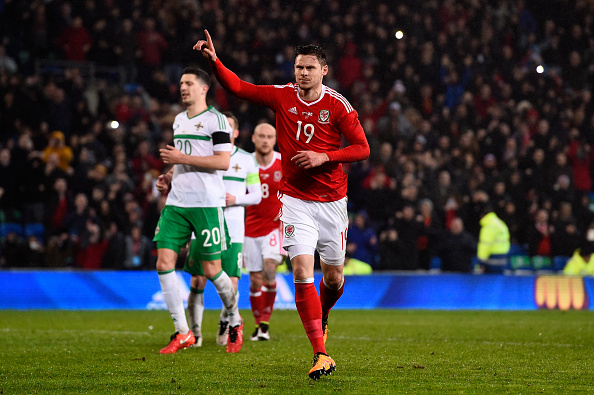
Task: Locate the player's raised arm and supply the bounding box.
[193,29,217,62]
[193,30,266,105]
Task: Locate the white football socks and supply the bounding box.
[158,270,190,334]
[219,290,239,323]
[210,271,241,327]
[187,288,204,338]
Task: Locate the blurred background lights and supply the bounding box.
[536,65,544,74]
[110,120,120,129]
[395,31,404,39]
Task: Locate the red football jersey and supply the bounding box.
[245,152,283,238]
[211,58,369,202]
[255,84,362,201]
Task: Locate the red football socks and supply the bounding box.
[249,286,264,325]
[295,282,325,354]
[260,283,276,323]
[320,277,344,320]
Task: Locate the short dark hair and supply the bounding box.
[222,111,238,130]
[182,66,210,86]
[295,44,327,66]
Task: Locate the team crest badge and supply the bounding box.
[284,224,295,238]
[274,171,282,182]
[318,110,330,123]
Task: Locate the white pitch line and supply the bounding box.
[280,333,583,348]
[1,328,587,348]
[0,328,152,336]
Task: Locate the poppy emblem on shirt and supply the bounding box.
[319,110,330,123]
[284,224,295,238]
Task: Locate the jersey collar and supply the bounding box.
[296,85,326,107]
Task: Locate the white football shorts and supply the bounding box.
[279,194,348,266]
[243,227,286,272]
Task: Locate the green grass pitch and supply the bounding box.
[1,309,593,394]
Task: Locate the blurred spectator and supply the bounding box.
[527,208,554,257]
[435,217,477,273]
[336,42,362,91]
[42,131,73,173]
[563,247,594,276]
[1,231,27,267]
[394,204,424,270]
[0,148,19,221]
[563,220,594,275]
[75,219,107,269]
[551,201,580,257]
[44,177,70,238]
[346,211,378,268]
[113,18,138,84]
[124,221,154,269]
[136,18,167,86]
[63,192,92,250]
[477,203,510,274]
[567,131,594,200]
[130,140,163,183]
[377,227,403,271]
[101,221,127,269]
[416,198,441,270]
[342,251,373,275]
[55,16,91,61]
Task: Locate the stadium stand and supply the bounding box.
[1,0,593,273]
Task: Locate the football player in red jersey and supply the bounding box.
[194,30,370,380]
[243,123,286,342]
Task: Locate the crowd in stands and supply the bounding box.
[1,0,594,273]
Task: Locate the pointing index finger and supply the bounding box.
[205,29,213,46]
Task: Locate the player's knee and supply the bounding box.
[156,258,174,272]
[263,265,277,283]
[202,260,222,279]
[156,249,177,271]
[323,270,343,289]
[249,272,263,290]
[191,275,207,289]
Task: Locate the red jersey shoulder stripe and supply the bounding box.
[325,87,354,113]
[273,83,298,91]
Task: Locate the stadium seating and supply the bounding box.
[552,255,570,272]
[24,223,45,243]
[531,256,554,273]
[509,255,533,274]
[0,222,24,239]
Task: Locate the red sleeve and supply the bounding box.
[326,113,370,163]
[210,58,267,106]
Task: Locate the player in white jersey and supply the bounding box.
[184,113,262,347]
[153,67,243,354]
